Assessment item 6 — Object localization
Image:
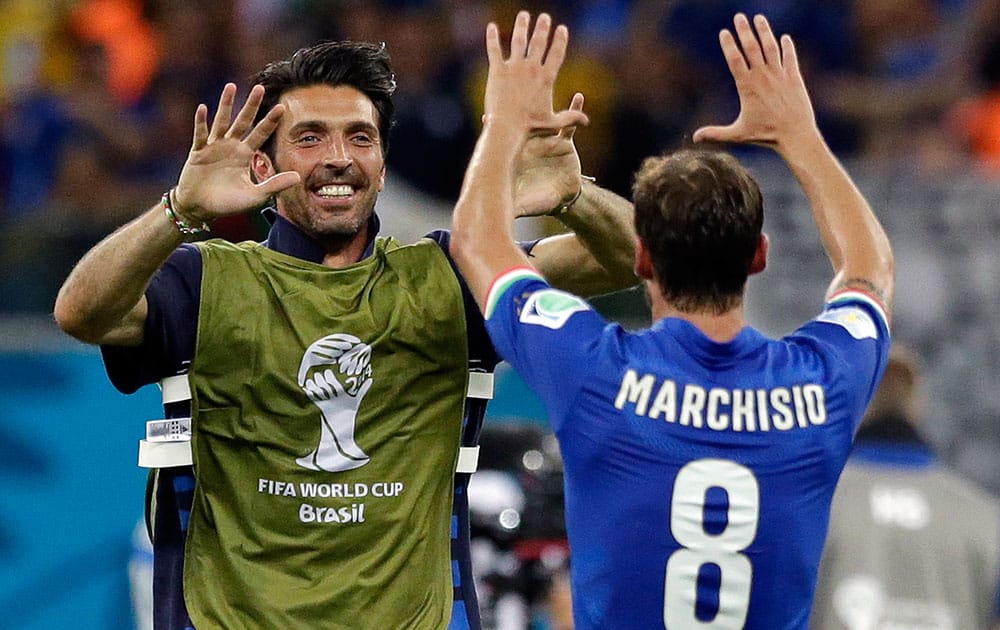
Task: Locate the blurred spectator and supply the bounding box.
[602,3,700,197]
[48,37,155,227]
[68,0,160,106]
[0,0,74,218]
[811,344,1000,630]
[2,33,159,312]
[146,0,239,105]
[811,0,979,172]
[949,0,1000,176]
[382,3,478,201]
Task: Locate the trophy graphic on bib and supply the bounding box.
[296,333,373,472]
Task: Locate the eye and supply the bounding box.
[296,134,321,145]
[351,133,375,147]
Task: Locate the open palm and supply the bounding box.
[174,83,300,221]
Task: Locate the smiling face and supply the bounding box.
[253,84,386,248]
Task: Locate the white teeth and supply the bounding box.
[317,185,353,198]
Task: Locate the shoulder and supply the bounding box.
[789,290,891,373]
[813,290,890,341]
[166,241,204,267]
[423,229,536,263]
[149,243,203,297]
[195,238,261,257]
[381,234,455,272]
[423,229,451,250]
[486,268,607,344]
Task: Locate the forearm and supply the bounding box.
[778,133,894,308]
[531,181,638,297]
[54,200,187,345]
[557,180,638,286]
[451,120,532,310]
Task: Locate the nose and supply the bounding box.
[323,138,353,170]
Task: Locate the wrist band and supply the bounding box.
[551,175,597,216]
[162,189,211,235]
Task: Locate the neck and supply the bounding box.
[320,228,369,268]
[647,282,746,343]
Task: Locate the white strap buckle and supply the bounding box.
[160,374,191,404]
[467,372,494,400]
[138,417,193,468]
[456,446,480,473]
[138,440,193,468]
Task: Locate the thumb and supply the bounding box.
[257,171,301,196]
[692,124,737,144]
[560,92,586,141]
[547,109,589,131]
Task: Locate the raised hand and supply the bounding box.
[692,13,818,151]
[484,12,589,140]
[174,83,301,223]
[515,93,586,217]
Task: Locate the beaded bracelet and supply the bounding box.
[550,175,597,216]
[162,189,211,235]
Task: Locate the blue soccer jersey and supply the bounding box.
[483,267,891,630]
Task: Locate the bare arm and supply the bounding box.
[530,179,638,296]
[54,205,185,345]
[693,13,894,313]
[451,12,588,310]
[779,133,894,306]
[53,83,300,345]
[512,95,638,297]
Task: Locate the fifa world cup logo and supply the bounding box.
[296,333,373,472]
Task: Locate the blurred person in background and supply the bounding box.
[810,0,980,173]
[451,11,893,628]
[0,0,74,219]
[1,33,157,312]
[601,3,702,198]
[53,16,638,630]
[379,3,479,201]
[949,0,1000,176]
[811,344,1000,630]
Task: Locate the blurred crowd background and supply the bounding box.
[3,0,1000,308]
[2,0,1000,628]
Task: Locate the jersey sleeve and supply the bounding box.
[792,288,892,433]
[100,243,202,393]
[483,267,609,424]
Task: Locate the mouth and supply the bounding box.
[314,184,356,200]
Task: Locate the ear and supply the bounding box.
[251,151,274,183]
[749,233,769,275]
[377,163,386,192]
[634,237,654,280]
